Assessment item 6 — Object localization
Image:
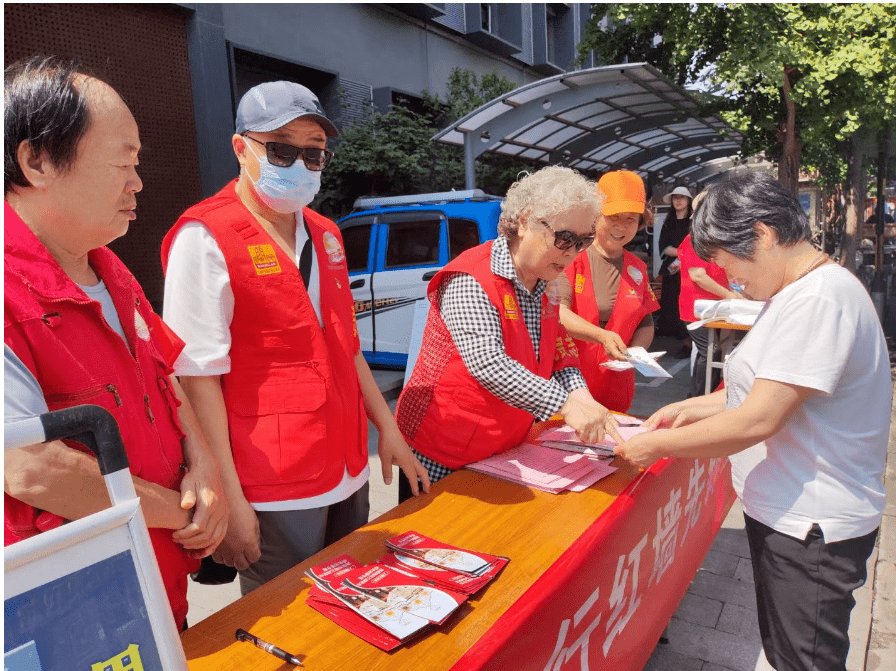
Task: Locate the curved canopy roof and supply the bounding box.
[433,63,743,188]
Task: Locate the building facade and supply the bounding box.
[5,3,597,306]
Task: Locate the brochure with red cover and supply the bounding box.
[306,585,402,651]
[375,552,493,595]
[304,538,510,650]
[306,555,430,642]
[305,554,363,588]
[385,531,509,578]
[341,563,467,625]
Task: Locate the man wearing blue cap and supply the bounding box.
[162,81,430,594]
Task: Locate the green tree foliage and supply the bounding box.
[317,68,537,218]
[580,3,896,191]
[580,3,896,267]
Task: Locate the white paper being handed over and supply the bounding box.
[599,346,671,378]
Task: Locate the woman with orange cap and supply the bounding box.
[557,171,659,413]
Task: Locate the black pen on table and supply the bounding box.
[236,628,304,666]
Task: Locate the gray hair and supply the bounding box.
[692,172,811,261]
[498,165,602,240]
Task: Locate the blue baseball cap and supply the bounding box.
[235,81,339,138]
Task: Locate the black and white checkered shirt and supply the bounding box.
[410,237,587,486]
[439,236,586,421]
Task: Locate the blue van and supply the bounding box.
[337,190,502,368]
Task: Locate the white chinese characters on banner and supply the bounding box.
[649,488,682,586]
[541,457,728,670]
[680,461,706,546]
[602,534,648,656]
[542,587,602,671]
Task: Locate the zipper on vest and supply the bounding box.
[144,395,155,423]
[106,384,123,406]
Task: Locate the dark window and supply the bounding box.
[341,224,372,272]
[481,4,491,31]
[385,220,440,268]
[448,218,480,260]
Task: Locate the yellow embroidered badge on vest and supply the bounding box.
[555,336,568,359]
[555,335,579,362]
[574,273,586,294]
[248,244,282,275]
[504,293,519,320]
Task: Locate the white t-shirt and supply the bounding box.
[724,264,890,543]
[163,216,369,512]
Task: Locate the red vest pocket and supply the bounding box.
[225,362,326,416]
[225,363,329,488]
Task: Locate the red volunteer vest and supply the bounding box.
[565,249,659,413]
[4,203,195,627]
[162,181,367,502]
[396,241,580,468]
[678,234,729,322]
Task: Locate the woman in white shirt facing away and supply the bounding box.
[615,171,890,671]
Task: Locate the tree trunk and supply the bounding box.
[777,67,801,194]
[840,135,865,272]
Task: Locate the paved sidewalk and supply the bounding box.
[186,336,896,671]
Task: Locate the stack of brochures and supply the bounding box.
[305,532,509,650]
[465,418,647,493]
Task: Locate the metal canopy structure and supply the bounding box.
[688,155,776,186]
[432,63,743,190]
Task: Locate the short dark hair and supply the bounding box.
[692,172,811,261]
[4,56,93,194]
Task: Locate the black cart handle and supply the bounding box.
[40,405,129,476]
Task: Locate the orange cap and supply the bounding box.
[597,170,646,216]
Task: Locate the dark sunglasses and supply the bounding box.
[243,135,334,171]
[540,220,595,252]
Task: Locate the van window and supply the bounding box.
[385,220,440,268]
[341,224,372,272]
[448,218,480,260]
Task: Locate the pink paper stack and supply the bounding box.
[465,417,647,494]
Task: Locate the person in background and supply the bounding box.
[557,170,659,413]
[4,56,227,630]
[656,185,693,349]
[677,191,742,397]
[162,80,429,595]
[395,166,622,499]
[615,172,890,671]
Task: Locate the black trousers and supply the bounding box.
[743,514,878,671]
[657,272,687,338]
[686,324,720,397]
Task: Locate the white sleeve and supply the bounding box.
[4,344,49,423]
[162,221,234,376]
[754,291,853,395]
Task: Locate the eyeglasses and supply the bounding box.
[242,135,334,171]
[540,220,595,252]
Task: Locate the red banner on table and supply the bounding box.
[452,456,736,671]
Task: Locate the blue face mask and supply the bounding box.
[245,141,321,213]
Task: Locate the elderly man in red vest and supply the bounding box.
[162,81,430,595]
[4,56,227,630]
